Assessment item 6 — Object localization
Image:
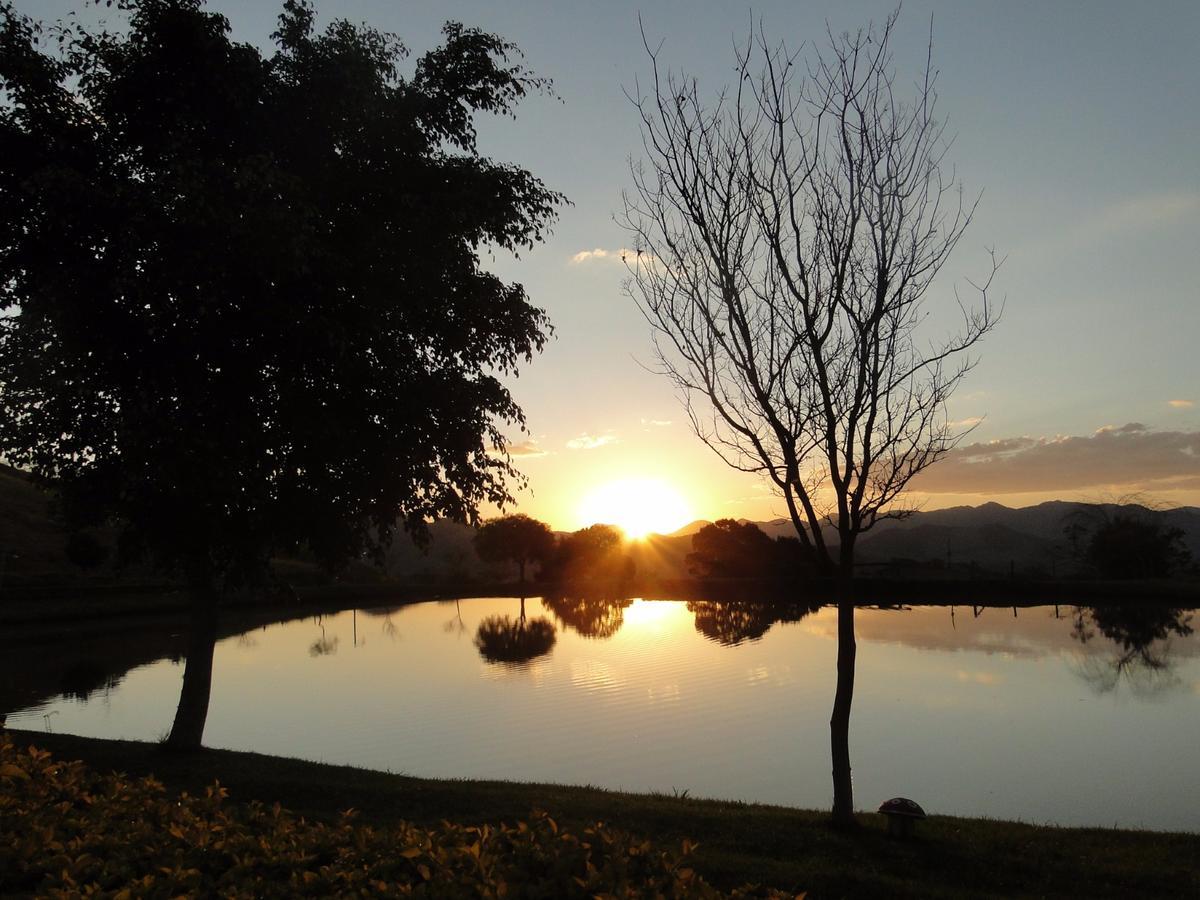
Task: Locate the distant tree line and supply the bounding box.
[473,516,633,584]
[473,514,823,586]
[1063,507,1192,580]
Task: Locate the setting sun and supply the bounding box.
[576,478,693,538]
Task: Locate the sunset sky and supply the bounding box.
[19,0,1200,532]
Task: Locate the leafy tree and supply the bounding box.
[687,519,811,577]
[1085,516,1191,580]
[623,13,998,823]
[0,0,562,748]
[473,513,556,583]
[545,523,630,582]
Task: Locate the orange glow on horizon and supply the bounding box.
[575,478,694,538]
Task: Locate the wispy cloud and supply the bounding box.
[508,440,548,458]
[948,416,984,429]
[488,439,549,460]
[570,247,663,272]
[912,423,1200,494]
[1168,399,1195,409]
[641,417,672,427]
[571,247,626,264]
[566,431,618,451]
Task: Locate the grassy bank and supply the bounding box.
[10,730,1197,899]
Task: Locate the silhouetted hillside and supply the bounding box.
[5,466,1197,587]
[705,501,1200,577]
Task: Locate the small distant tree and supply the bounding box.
[1065,505,1192,580]
[547,523,629,581]
[1086,516,1190,579]
[687,520,775,577]
[474,514,556,583]
[687,519,810,577]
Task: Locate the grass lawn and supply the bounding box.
[11,730,1197,899]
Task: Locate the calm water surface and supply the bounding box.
[8,598,1199,832]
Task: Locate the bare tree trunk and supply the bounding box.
[164,579,217,751]
[830,571,857,826]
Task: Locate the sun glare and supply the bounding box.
[576,478,693,538]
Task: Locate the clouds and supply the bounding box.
[488,439,548,460]
[1168,399,1195,409]
[566,431,618,451]
[571,247,626,265]
[569,246,663,272]
[912,423,1200,494]
[506,440,548,458]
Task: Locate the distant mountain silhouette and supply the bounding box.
[682,501,1200,578]
[4,466,1196,585]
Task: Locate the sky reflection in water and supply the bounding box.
[8,598,1199,832]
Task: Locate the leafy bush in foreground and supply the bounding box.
[0,736,796,898]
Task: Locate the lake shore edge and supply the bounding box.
[4,573,1197,628]
[8,729,1198,899]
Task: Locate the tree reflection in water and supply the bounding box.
[687,596,821,647]
[1070,605,1194,698]
[542,594,634,639]
[474,598,556,667]
[308,616,339,657]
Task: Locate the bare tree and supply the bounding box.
[622,12,1000,825]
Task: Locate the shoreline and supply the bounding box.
[3,574,1197,628]
[8,729,1198,898]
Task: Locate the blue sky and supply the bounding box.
[16,1,1200,526]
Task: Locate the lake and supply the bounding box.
[5,597,1198,832]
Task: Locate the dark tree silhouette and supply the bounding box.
[687,519,811,577]
[623,12,999,823]
[474,599,557,666]
[542,593,634,639]
[1071,604,1193,696]
[0,1,562,749]
[474,514,556,583]
[687,597,819,646]
[1087,516,1190,580]
[545,523,630,582]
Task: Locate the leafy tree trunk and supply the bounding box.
[518,558,527,584]
[830,552,857,827]
[164,576,218,751]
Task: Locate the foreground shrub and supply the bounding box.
[0,736,795,898]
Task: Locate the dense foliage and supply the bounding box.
[1085,516,1191,580]
[544,524,633,581]
[0,736,793,898]
[474,514,557,582]
[0,0,563,590]
[686,520,812,578]
[1064,508,1192,580]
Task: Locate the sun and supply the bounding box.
[576,478,694,539]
